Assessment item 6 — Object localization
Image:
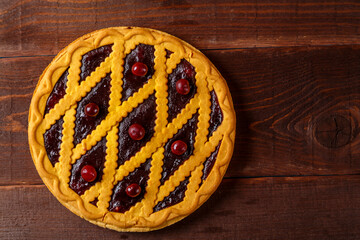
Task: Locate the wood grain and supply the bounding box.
[0,56,50,184]
[1,176,359,239]
[1,1,360,238]
[206,46,360,177]
[1,0,360,57]
[1,45,360,184]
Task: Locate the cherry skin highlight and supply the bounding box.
[128,123,145,140]
[176,79,190,95]
[171,140,188,155]
[81,165,97,182]
[131,62,148,76]
[84,103,99,117]
[126,183,141,198]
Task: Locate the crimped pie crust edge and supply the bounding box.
[28,26,236,232]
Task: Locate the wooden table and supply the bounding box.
[1,1,360,239]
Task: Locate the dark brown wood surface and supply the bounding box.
[1,1,360,239]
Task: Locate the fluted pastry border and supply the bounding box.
[28,27,236,232]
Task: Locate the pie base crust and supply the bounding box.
[28,27,236,232]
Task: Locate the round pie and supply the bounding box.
[28,27,236,232]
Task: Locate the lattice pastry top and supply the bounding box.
[28,27,236,232]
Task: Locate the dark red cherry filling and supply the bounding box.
[128,123,145,141]
[44,117,64,166]
[73,74,111,146]
[183,61,195,79]
[43,42,225,213]
[80,44,113,83]
[208,90,223,138]
[81,165,97,182]
[108,158,151,213]
[117,94,157,167]
[167,59,197,122]
[90,197,99,206]
[154,177,190,212]
[165,49,173,59]
[201,141,221,183]
[69,137,107,195]
[131,62,148,76]
[161,112,199,185]
[84,103,99,117]
[44,69,69,114]
[176,79,190,95]
[121,44,155,102]
[171,140,187,155]
[125,183,142,198]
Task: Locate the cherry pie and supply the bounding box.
[28,27,236,231]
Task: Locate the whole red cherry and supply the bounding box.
[84,103,99,117]
[183,62,194,78]
[81,165,97,182]
[128,123,145,140]
[171,140,188,155]
[176,79,190,95]
[126,183,141,198]
[131,62,148,76]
